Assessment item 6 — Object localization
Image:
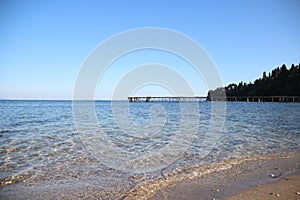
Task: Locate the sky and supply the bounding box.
[0,0,299,100]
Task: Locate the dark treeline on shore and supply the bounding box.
[208,63,300,100]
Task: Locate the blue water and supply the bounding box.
[0,100,299,198]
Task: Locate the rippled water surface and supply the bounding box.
[0,100,299,198]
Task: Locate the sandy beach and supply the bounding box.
[224,173,300,200]
[148,154,300,200]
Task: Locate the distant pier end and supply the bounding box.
[207,95,300,102]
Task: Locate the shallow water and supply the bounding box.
[0,100,299,198]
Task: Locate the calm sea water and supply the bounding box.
[0,100,299,198]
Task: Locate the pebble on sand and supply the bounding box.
[270,173,281,178]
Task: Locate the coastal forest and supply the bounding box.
[208,63,300,98]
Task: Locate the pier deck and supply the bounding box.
[128,96,206,103]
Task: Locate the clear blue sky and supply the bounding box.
[1,0,299,99]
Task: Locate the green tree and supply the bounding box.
[263,71,267,80]
[208,63,300,99]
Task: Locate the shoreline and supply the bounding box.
[1,153,299,199]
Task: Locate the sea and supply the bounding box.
[0,100,299,199]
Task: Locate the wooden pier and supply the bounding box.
[128,96,207,103]
[128,96,300,103]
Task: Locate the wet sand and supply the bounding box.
[149,154,300,200]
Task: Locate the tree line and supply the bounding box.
[207,63,300,99]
